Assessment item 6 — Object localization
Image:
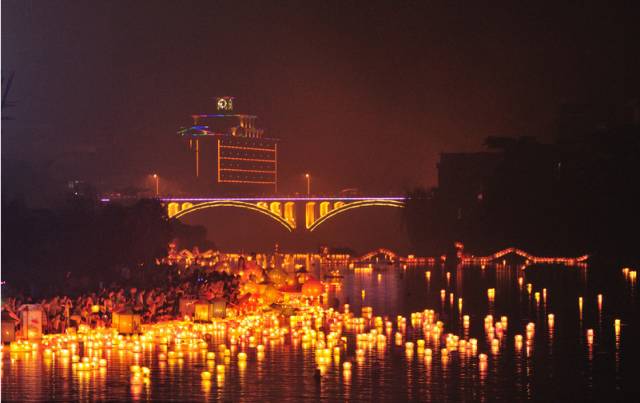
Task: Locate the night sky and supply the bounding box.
[2,1,637,200]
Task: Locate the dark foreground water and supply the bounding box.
[2,263,638,402]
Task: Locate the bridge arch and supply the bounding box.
[358,248,399,262]
[308,199,404,231]
[172,200,294,232]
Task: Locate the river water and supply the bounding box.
[2,262,637,401]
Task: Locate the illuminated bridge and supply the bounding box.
[162,197,405,232]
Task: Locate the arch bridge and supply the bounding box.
[162,197,405,232]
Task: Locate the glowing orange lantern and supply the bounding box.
[302,278,323,297]
[194,301,212,322]
[113,310,141,334]
[20,304,43,340]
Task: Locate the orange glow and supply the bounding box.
[461,247,588,266]
[308,200,404,231]
[172,201,294,231]
[219,168,277,174]
[219,144,276,153]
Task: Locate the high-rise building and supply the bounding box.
[178,97,279,195]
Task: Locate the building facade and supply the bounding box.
[178,97,279,195]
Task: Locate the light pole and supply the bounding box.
[305,173,310,196]
[152,174,159,197]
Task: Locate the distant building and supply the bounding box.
[437,152,501,219]
[178,97,279,195]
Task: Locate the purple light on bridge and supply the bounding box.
[158,197,406,202]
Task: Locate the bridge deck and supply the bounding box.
[159,196,405,202]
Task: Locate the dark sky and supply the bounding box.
[2,1,637,199]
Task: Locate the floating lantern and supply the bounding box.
[20,304,44,340]
[487,288,495,300]
[114,310,141,335]
[301,279,323,298]
[395,332,403,345]
[201,371,212,380]
[194,301,212,322]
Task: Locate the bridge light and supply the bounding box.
[304,173,311,195]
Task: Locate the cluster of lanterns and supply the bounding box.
[2,261,634,399]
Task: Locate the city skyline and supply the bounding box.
[3,1,636,201]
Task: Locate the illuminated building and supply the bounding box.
[178,97,279,194]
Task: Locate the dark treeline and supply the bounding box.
[2,196,213,297]
[404,123,640,266]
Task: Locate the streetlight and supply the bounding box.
[305,173,310,196]
[152,174,159,197]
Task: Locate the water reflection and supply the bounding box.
[2,263,638,401]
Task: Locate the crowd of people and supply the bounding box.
[1,267,240,335]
